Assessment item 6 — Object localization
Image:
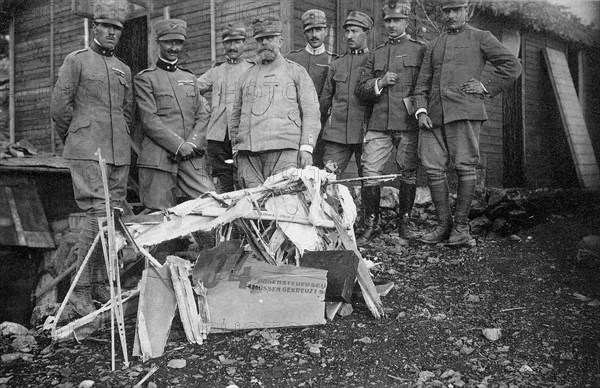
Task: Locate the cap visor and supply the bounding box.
[95,19,124,29]
[254,32,282,39]
[303,23,327,31]
[383,15,409,20]
[223,36,246,42]
[158,33,186,41]
[343,21,369,29]
[441,4,469,10]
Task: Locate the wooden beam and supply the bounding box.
[210,0,216,66]
[280,0,293,55]
[578,50,585,108]
[50,0,56,154]
[8,12,15,143]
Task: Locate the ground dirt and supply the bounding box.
[1,189,599,388]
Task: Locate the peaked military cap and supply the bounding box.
[302,9,327,31]
[381,1,411,20]
[222,23,246,42]
[252,17,282,38]
[343,11,373,30]
[93,0,129,29]
[440,0,470,10]
[155,19,187,41]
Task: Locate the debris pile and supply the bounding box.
[40,166,385,365]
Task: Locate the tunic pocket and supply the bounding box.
[156,93,176,115]
[68,117,91,134]
[332,72,348,83]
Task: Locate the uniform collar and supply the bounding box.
[91,40,114,57]
[447,23,467,34]
[157,57,178,72]
[350,47,368,55]
[304,43,326,55]
[388,33,408,45]
[226,56,239,64]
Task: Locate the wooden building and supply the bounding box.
[0,0,598,189]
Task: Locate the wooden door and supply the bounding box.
[115,16,148,202]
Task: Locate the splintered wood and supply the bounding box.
[53,166,385,364]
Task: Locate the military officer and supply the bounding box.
[414,0,522,246]
[229,17,320,188]
[320,11,373,175]
[356,1,426,246]
[134,18,215,210]
[197,24,253,193]
[286,9,337,167]
[51,1,133,315]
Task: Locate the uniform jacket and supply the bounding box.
[229,53,320,153]
[414,24,522,126]
[356,34,425,132]
[286,45,337,98]
[320,49,369,145]
[51,43,133,165]
[197,58,253,142]
[134,59,210,173]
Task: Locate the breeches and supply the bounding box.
[139,157,214,210]
[68,160,129,215]
[418,119,482,184]
[361,130,418,186]
[323,141,362,176]
[237,149,298,189]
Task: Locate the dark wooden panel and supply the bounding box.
[0,177,54,248]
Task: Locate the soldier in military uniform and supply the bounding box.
[229,17,320,188]
[197,24,253,193]
[414,0,522,245]
[356,1,426,246]
[134,18,215,210]
[51,1,133,315]
[286,9,337,168]
[320,11,373,175]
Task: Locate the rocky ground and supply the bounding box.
[1,189,599,388]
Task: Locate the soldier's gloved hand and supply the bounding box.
[418,112,433,130]
[177,142,195,159]
[379,71,399,87]
[460,78,486,96]
[192,147,205,158]
[298,150,313,169]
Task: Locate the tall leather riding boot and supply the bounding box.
[71,215,100,316]
[420,182,453,244]
[356,185,381,247]
[448,179,477,246]
[397,182,417,240]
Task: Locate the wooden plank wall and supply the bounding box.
[150,0,283,77]
[14,1,82,154]
[473,19,507,188]
[522,32,579,188]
